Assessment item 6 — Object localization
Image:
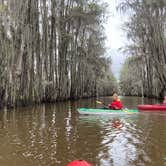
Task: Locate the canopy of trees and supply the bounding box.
[0,0,117,108]
[119,0,166,98]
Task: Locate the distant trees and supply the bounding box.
[120,57,145,96]
[0,0,117,108]
[119,0,166,98]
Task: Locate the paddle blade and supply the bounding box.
[96,101,102,104]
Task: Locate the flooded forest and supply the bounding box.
[0,0,117,108]
[1,0,166,108]
[0,1,166,166]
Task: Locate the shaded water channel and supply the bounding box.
[0,97,166,166]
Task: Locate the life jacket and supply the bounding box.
[108,99,122,110]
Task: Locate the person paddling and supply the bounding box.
[108,93,122,110]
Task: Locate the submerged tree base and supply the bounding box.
[0,95,111,109]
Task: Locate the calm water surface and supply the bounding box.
[0,97,166,166]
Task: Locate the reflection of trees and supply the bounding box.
[135,114,166,165]
[74,118,104,165]
[0,102,165,165]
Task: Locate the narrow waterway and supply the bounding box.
[0,97,165,166]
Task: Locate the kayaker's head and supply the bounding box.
[112,93,118,101]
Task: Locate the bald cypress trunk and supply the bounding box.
[0,0,117,108]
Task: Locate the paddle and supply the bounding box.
[96,100,108,108]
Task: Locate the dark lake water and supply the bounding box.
[0,96,166,166]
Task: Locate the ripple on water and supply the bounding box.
[0,102,166,166]
[79,115,156,166]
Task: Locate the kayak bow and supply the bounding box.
[138,105,166,111]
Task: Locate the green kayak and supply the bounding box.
[77,108,138,115]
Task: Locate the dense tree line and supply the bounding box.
[120,57,144,96]
[0,0,117,108]
[119,0,166,98]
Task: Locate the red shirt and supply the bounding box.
[108,99,122,110]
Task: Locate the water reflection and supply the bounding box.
[78,113,166,166]
[0,97,165,166]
